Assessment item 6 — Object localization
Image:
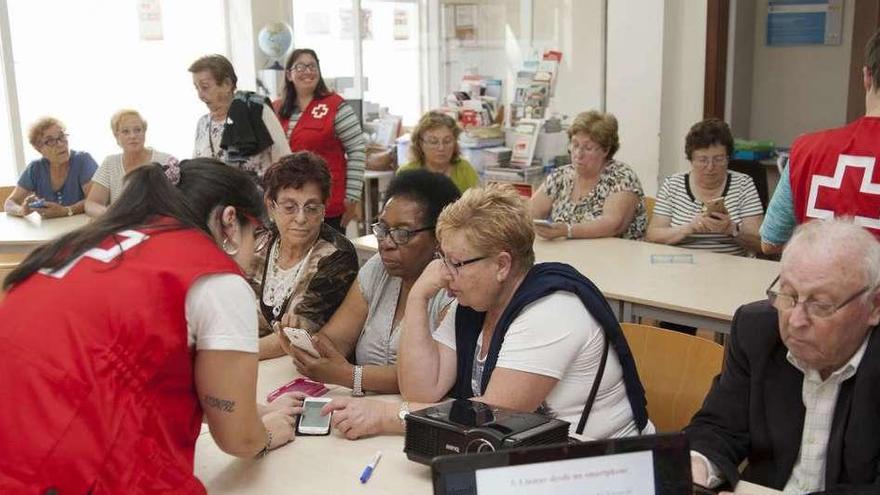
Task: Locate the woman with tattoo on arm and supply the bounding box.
[0,159,298,493]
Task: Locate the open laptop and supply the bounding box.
[431,432,692,495]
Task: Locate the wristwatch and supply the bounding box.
[66,206,74,217]
[351,365,365,397]
[397,401,411,427]
[566,223,574,239]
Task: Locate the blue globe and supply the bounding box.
[258,22,293,60]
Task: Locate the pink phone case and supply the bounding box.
[266,377,329,403]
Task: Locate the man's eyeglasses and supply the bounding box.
[435,250,488,277]
[422,138,455,149]
[291,63,318,74]
[41,133,69,148]
[272,201,325,219]
[692,155,729,167]
[372,222,433,245]
[765,275,872,319]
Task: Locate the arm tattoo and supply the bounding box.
[203,394,236,413]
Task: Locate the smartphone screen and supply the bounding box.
[298,399,332,435]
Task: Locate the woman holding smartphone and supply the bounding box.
[0,159,297,492]
[646,118,763,256]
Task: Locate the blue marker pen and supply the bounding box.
[359,451,382,484]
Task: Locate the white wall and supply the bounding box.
[748,0,855,146]
[606,0,665,195]
[533,0,605,118]
[659,0,707,180]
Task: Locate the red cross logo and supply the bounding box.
[807,154,880,229]
[311,103,329,119]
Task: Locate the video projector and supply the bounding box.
[403,399,570,465]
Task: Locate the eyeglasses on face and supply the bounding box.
[434,250,488,277]
[272,200,325,219]
[41,133,69,148]
[569,142,603,155]
[692,155,729,167]
[291,63,318,74]
[765,275,872,319]
[372,222,433,245]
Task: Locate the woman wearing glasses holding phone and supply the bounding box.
[278,170,460,395]
[274,48,366,232]
[85,109,176,217]
[646,118,763,256]
[251,152,359,359]
[530,110,647,241]
[397,110,479,193]
[4,117,97,218]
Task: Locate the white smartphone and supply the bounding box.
[532,218,553,227]
[282,327,320,358]
[297,396,333,435]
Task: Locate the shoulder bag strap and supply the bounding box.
[575,336,610,436]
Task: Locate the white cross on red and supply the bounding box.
[806,154,880,229]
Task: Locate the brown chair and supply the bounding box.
[621,322,724,432]
[644,196,656,223]
[0,185,15,212]
[0,253,26,288]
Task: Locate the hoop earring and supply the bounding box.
[222,237,240,256]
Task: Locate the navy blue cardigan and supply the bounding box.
[451,262,649,431]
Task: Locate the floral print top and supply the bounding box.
[543,160,647,240]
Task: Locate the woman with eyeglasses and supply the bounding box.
[0,159,299,492]
[276,169,460,395]
[320,184,652,441]
[251,152,359,360]
[84,109,176,217]
[4,116,97,218]
[189,54,290,181]
[646,118,763,256]
[530,110,647,240]
[397,110,479,193]
[274,48,366,232]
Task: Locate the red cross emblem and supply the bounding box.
[807,154,880,229]
[311,103,329,119]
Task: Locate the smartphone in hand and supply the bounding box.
[297,396,333,436]
[282,327,320,358]
[532,218,553,227]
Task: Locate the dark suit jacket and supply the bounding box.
[684,300,880,494]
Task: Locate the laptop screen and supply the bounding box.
[431,433,691,495]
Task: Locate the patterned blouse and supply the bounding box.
[249,224,359,337]
[543,160,648,240]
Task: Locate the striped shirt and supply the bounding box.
[286,101,366,202]
[654,171,763,256]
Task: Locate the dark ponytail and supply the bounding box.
[3,158,264,290]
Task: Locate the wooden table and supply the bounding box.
[194,357,431,494]
[0,212,89,254]
[351,235,779,334]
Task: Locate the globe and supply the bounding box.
[258,22,293,61]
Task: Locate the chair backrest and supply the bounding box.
[0,252,27,287]
[0,185,15,212]
[621,322,724,432]
[644,196,656,223]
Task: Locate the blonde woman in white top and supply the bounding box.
[85,109,175,217]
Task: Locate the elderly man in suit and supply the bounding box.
[687,219,880,494]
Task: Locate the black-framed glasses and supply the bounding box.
[765,275,872,319]
[435,250,488,277]
[41,133,69,148]
[372,222,433,245]
[290,63,318,73]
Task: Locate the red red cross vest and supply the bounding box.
[0,221,242,494]
[278,93,347,218]
[790,116,880,239]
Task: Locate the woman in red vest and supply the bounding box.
[275,48,366,233]
[0,159,298,493]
